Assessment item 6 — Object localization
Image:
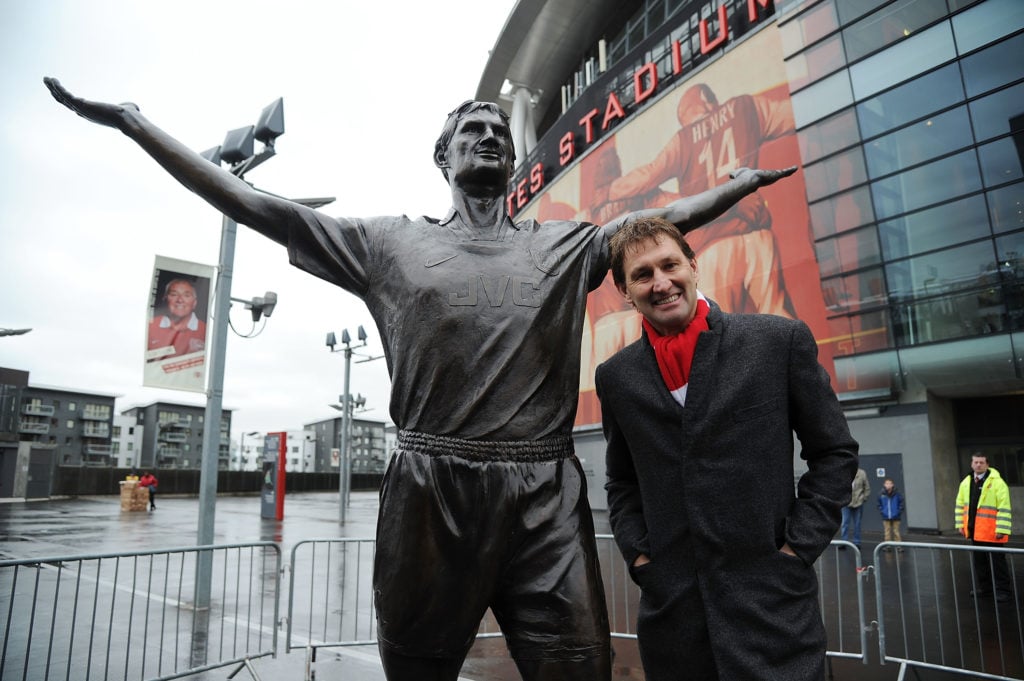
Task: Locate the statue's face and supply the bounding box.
[445,108,513,188]
[164,281,197,322]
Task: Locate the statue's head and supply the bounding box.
[434,101,515,186]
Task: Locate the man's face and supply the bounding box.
[971,456,989,476]
[444,109,513,189]
[617,236,699,336]
[164,281,197,321]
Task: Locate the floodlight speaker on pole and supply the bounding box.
[220,125,255,165]
[199,147,222,165]
[250,297,265,322]
[261,292,277,318]
[254,98,285,146]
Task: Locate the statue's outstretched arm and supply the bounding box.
[599,166,797,238]
[44,77,313,246]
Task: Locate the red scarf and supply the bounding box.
[643,295,709,406]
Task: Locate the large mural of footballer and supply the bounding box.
[524,25,840,426]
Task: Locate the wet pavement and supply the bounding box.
[0,492,1015,681]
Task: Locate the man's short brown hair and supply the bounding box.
[609,217,696,287]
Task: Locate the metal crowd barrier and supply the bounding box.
[594,534,641,640]
[7,535,1023,681]
[283,535,635,664]
[283,536,870,662]
[817,541,870,665]
[286,538,378,655]
[873,541,1024,680]
[0,542,281,681]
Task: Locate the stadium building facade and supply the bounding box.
[477,0,1024,532]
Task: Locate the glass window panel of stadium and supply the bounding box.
[781,0,1024,355]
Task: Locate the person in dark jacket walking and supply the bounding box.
[598,218,858,681]
[877,478,904,546]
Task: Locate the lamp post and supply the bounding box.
[192,99,334,616]
[328,390,366,505]
[239,430,260,470]
[326,326,382,523]
[192,98,285,616]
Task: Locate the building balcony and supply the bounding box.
[84,443,113,456]
[18,421,50,435]
[82,452,111,466]
[81,410,110,421]
[21,404,54,417]
[82,423,110,438]
[159,431,188,443]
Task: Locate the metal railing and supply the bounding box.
[0,542,281,681]
[283,536,870,663]
[283,537,627,659]
[5,535,1023,681]
[595,534,640,640]
[286,538,378,652]
[817,541,871,663]
[873,541,1024,680]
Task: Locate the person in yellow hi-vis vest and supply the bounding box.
[956,452,1012,603]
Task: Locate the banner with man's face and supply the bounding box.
[144,255,213,393]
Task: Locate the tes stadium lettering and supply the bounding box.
[506,0,773,218]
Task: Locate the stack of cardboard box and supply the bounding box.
[119,480,149,512]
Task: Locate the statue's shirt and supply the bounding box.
[288,211,609,440]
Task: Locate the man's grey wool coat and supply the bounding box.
[596,302,858,681]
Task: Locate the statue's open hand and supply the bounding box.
[730,166,798,187]
[44,77,139,129]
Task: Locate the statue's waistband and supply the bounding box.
[397,430,573,462]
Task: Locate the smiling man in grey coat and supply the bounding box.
[597,217,858,681]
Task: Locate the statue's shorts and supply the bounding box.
[373,430,610,665]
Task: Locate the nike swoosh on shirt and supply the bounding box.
[425,254,458,267]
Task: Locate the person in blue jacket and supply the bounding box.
[877,478,905,546]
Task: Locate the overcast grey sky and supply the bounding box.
[0,0,516,436]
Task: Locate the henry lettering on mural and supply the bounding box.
[45,77,794,681]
